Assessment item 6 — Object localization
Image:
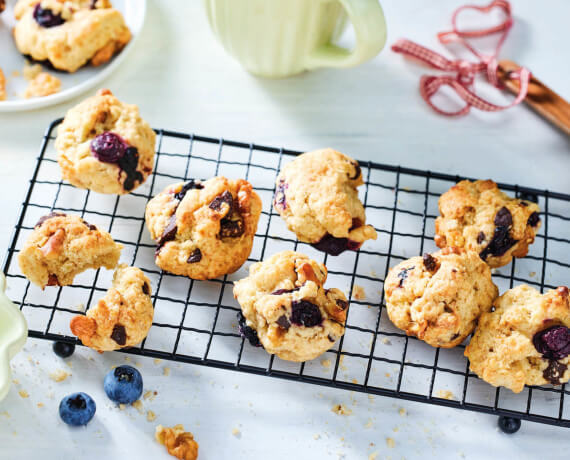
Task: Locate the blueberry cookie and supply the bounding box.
[13,0,130,73]
[465,285,570,393]
[384,248,498,348]
[233,251,348,362]
[435,180,541,268]
[273,149,377,255]
[70,264,153,351]
[145,177,262,280]
[55,89,156,194]
[18,212,122,288]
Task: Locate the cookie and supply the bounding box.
[145,177,262,280]
[435,180,541,268]
[233,251,348,362]
[13,0,130,73]
[18,212,122,288]
[55,89,156,194]
[273,148,377,255]
[70,264,153,352]
[465,285,570,393]
[384,248,498,348]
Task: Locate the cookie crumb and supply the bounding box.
[37,403,44,408]
[156,425,198,460]
[321,359,331,368]
[352,285,366,300]
[119,403,127,411]
[49,369,70,382]
[436,390,455,400]
[18,390,29,399]
[22,62,42,81]
[143,390,157,401]
[382,337,391,345]
[313,434,321,440]
[351,378,358,384]
[385,373,391,378]
[386,437,396,448]
[12,379,19,385]
[529,271,536,277]
[331,404,352,416]
[1,411,10,418]
[368,453,378,460]
[147,410,156,422]
[153,359,162,365]
[364,418,373,428]
[132,400,144,414]
[24,72,61,98]
[11,70,20,78]
[232,428,241,438]
[399,407,406,417]
[163,367,171,377]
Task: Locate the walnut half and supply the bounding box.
[155,424,199,460]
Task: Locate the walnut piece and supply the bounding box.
[155,425,198,460]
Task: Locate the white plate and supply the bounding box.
[0,0,145,112]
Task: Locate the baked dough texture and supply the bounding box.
[14,0,130,73]
[145,177,262,280]
[233,251,348,362]
[384,248,498,348]
[465,285,570,393]
[18,212,122,288]
[435,180,541,268]
[273,148,377,255]
[70,264,153,351]
[55,89,156,194]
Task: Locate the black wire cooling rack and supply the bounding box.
[3,119,570,429]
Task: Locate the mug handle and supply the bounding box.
[305,0,387,70]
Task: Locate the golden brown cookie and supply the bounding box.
[70,264,153,351]
[384,248,498,348]
[233,251,348,362]
[465,285,570,393]
[18,212,122,288]
[435,180,541,268]
[55,89,156,194]
[155,425,199,460]
[13,0,130,73]
[273,148,377,255]
[145,177,262,280]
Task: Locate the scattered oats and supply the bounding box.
[232,428,241,438]
[119,404,127,411]
[143,390,157,401]
[331,404,352,416]
[368,453,379,460]
[364,418,373,429]
[132,400,144,414]
[163,367,171,377]
[37,403,44,408]
[313,434,321,440]
[153,359,162,365]
[0,411,10,418]
[382,337,391,345]
[18,390,29,399]
[66,361,73,369]
[49,369,70,382]
[147,410,156,422]
[436,390,455,400]
[23,62,42,80]
[386,437,396,448]
[352,285,366,300]
[321,359,331,368]
[529,272,536,277]
[399,408,407,417]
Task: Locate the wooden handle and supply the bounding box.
[497,60,570,136]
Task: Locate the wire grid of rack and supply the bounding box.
[3,119,570,428]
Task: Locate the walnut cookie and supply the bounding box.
[465,285,570,393]
[145,177,262,280]
[55,89,156,194]
[18,212,122,289]
[13,0,131,73]
[273,148,377,255]
[384,248,498,348]
[233,251,348,362]
[155,425,199,460]
[435,180,541,268]
[70,264,153,352]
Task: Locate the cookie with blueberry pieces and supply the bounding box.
[13,0,130,73]
[70,264,153,351]
[384,248,498,348]
[273,148,377,255]
[55,89,155,194]
[435,180,541,268]
[145,177,262,280]
[233,251,348,362]
[18,212,122,289]
[465,285,570,393]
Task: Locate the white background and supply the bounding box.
[1,0,570,459]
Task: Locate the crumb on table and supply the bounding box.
[352,284,366,300]
[331,404,352,416]
[321,358,331,368]
[146,410,156,422]
[231,427,241,438]
[385,437,396,448]
[18,390,29,399]
[24,72,61,99]
[23,62,42,81]
[49,369,70,382]
[163,367,171,377]
[436,389,455,400]
[155,424,199,460]
[399,407,407,417]
[132,400,144,414]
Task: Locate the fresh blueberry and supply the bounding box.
[104,365,143,404]
[53,341,75,358]
[90,132,127,163]
[33,4,64,28]
[59,392,96,426]
[497,416,521,434]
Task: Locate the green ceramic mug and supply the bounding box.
[203,0,387,78]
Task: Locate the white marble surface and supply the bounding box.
[1,1,570,459]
